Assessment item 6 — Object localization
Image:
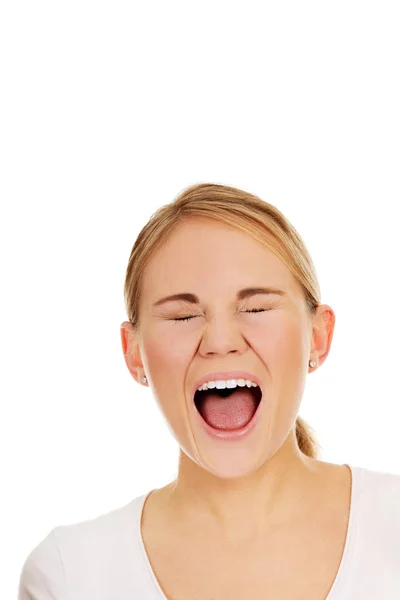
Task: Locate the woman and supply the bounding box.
[19,183,400,599]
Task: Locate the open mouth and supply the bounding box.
[194,385,262,430]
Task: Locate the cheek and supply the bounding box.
[141,325,191,391]
[248,315,307,367]
[140,327,192,442]
[144,320,192,356]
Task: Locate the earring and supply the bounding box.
[309,360,316,368]
[142,375,147,383]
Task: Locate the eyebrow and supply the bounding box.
[152,287,286,308]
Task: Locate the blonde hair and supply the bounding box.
[124,183,322,459]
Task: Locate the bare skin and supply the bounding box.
[140,460,352,599]
[120,216,349,598]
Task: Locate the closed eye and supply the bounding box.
[171,308,271,323]
[172,315,197,323]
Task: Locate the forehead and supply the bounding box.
[141,217,302,301]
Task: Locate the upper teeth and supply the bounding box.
[197,379,258,391]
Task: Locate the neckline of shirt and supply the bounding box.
[132,463,363,600]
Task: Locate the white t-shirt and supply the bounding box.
[18,464,400,599]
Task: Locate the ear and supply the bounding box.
[309,304,336,369]
[120,321,145,384]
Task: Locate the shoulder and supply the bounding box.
[18,494,148,599]
[18,528,66,600]
[53,494,147,569]
[356,464,400,501]
[354,465,400,547]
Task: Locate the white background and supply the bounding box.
[1,1,399,596]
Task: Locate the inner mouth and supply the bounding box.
[194,385,262,405]
[194,385,262,430]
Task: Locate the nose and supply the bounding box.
[198,314,248,357]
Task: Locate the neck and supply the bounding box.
[161,431,323,545]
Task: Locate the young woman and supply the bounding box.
[19,183,400,599]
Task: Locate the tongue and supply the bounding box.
[198,388,258,430]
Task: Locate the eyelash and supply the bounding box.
[172,308,270,323]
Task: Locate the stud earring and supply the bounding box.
[142,375,147,383]
[309,360,316,368]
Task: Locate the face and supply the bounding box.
[121,217,334,479]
